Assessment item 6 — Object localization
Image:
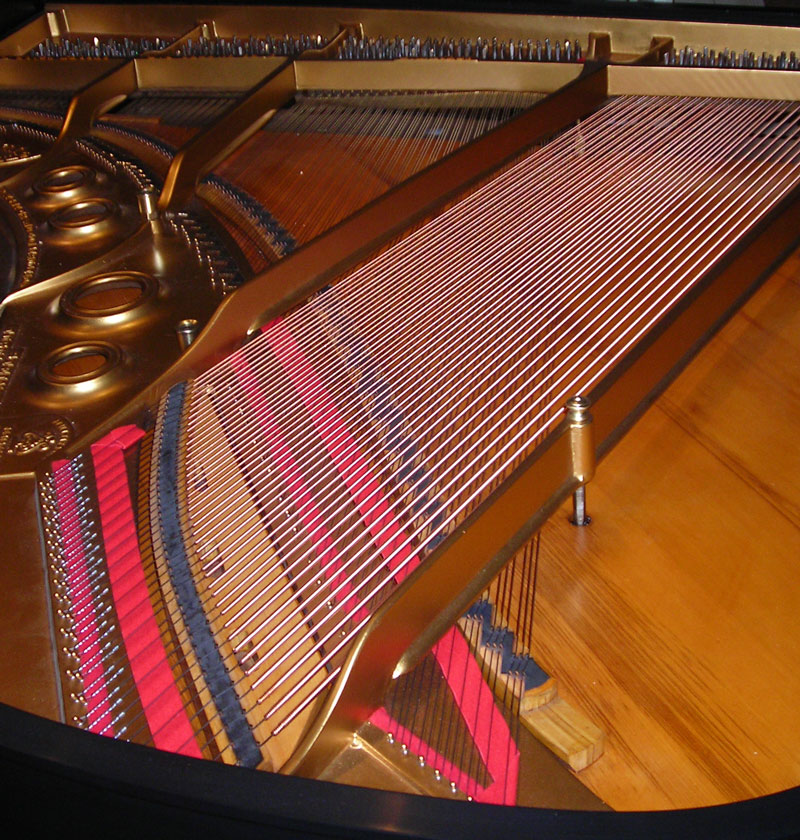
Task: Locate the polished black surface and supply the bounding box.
[4,702,800,839]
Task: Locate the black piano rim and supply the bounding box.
[3,702,800,840]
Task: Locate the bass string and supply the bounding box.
[485,554,524,802]
[183,95,768,596]
[189,95,714,461]
[196,93,650,393]
[178,95,760,668]
[287,90,537,236]
[181,88,592,568]
[202,97,788,740]
[250,162,800,736]
[236,98,800,724]
[189,95,792,684]
[183,97,668,540]
[172,97,800,728]
[130,95,800,752]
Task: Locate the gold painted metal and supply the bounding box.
[0,188,38,290]
[48,196,115,231]
[0,58,123,96]
[132,55,285,91]
[624,35,674,66]
[0,43,607,475]
[318,721,468,799]
[6,55,788,470]
[294,58,583,93]
[0,8,67,56]
[157,23,219,58]
[16,60,138,174]
[35,165,96,198]
[285,413,582,779]
[587,32,611,61]
[60,270,159,323]
[609,63,800,100]
[0,151,148,293]
[157,59,297,210]
[38,340,121,387]
[0,221,225,467]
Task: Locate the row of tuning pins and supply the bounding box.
[336,35,582,62]
[169,211,242,293]
[26,30,585,62]
[172,33,329,58]
[664,45,800,70]
[39,465,127,734]
[28,35,172,59]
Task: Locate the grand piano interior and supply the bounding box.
[0,1,799,837]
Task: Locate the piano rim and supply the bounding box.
[0,700,797,839]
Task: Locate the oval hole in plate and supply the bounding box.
[65,272,153,317]
[51,349,107,377]
[49,198,114,230]
[35,165,95,194]
[40,342,120,385]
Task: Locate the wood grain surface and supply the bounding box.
[530,249,800,810]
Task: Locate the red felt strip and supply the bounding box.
[229,353,366,620]
[91,426,202,759]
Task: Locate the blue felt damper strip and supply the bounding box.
[157,382,262,768]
